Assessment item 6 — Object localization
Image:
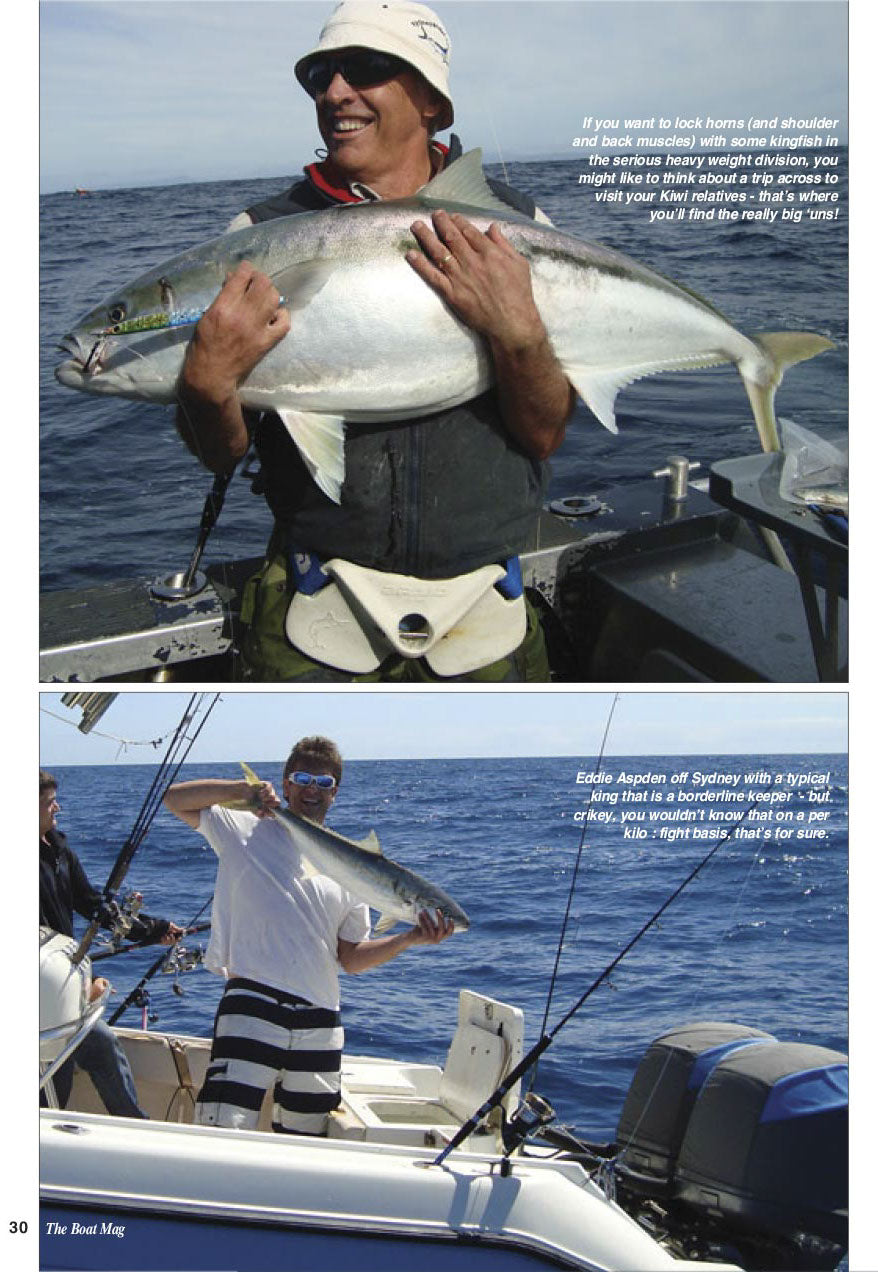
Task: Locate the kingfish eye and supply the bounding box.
[107,303,127,325]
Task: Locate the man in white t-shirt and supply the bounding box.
[163,735,454,1134]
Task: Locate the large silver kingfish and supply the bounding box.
[270,804,470,933]
[227,763,469,932]
[56,150,833,503]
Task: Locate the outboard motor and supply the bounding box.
[611,1023,848,1271]
[674,1041,848,1248]
[39,927,104,1089]
[614,1021,775,1197]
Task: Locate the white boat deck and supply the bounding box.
[40,990,742,1271]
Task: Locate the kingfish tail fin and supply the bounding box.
[742,331,834,453]
[219,762,264,809]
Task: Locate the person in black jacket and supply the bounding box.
[175,2,574,683]
[39,770,183,1116]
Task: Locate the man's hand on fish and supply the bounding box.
[408,908,456,945]
[249,780,282,819]
[407,208,573,460]
[176,261,290,471]
[185,261,290,396]
[407,209,544,351]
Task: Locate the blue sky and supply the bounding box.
[38,0,849,192]
[39,690,848,764]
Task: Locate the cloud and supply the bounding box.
[40,1,847,191]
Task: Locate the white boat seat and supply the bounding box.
[339,991,524,1148]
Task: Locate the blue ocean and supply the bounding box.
[39,151,848,592]
[47,752,848,1140]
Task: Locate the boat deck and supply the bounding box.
[40,473,848,683]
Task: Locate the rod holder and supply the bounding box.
[151,568,208,601]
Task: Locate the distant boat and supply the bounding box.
[73,187,91,196]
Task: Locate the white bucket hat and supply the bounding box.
[294,2,454,130]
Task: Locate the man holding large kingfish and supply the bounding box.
[175,1,574,681]
[57,4,831,676]
[164,737,458,1134]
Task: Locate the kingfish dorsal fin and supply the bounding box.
[275,407,346,503]
[220,761,264,808]
[271,260,334,311]
[419,147,519,216]
[373,913,399,934]
[356,830,383,856]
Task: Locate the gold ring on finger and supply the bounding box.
[439,252,453,268]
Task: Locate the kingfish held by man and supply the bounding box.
[56,150,833,504]
[227,763,469,933]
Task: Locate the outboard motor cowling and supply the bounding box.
[615,1021,775,1197]
[673,1041,848,1247]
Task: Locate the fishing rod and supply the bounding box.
[107,899,214,1026]
[431,796,761,1168]
[529,693,620,1093]
[71,693,221,965]
[91,922,211,962]
[151,471,234,601]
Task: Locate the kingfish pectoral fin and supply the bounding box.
[355,830,384,856]
[275,408,346,504]
[270,260,335,311]
[742,332,835,453]
[373,913,399,935]
[419,148,527,218]
[219,761,264,809]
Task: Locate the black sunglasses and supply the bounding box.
[303,49,408,96]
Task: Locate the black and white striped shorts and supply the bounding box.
[196,977,344,1135]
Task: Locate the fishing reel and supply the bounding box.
[500,1092,556,1158]
[162,941,205,997]
[131,986,160,1025]
[103,891,144,949]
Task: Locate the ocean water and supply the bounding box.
[39,151,848,592]
[48,751,848,1140]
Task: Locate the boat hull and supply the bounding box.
[40,1108,686,1272]
[41,1200,600,1271]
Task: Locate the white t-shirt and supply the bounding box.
[198,806,371,1010]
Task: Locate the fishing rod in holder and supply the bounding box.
[431,796,761,1169]
[70,694,221,966]
[151,470,233,600]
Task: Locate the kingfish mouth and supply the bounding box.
[56,333,107,381]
